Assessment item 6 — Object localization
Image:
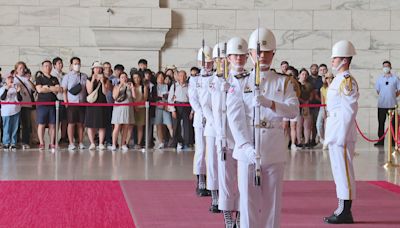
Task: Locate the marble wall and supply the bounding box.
[161,0,400,136]
[0,0,399,136]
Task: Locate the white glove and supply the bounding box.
[246,148,257,164]
[252,95,273,108]
[220,81,230,92]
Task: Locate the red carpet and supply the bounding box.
[122,180,400,227]
[0,181,135,227]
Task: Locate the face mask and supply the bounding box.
[383,67,391,74]
[72,64,81,72]
[331,60,344,75]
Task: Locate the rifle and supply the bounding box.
[220,42,228,161]
[253,24,262,186]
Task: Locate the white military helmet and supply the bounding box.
[197,46,213,62]
[248,28,276,51]
[331,40,356,58]
[212,42,226,59]
[226,37,248,55]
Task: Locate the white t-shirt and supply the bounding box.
[0,86,21,116]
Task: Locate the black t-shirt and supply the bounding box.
[308,75,323,104]
[36,74,59,102]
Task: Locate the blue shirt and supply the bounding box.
[375,74,400,108]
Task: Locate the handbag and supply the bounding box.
[68,73,82,95]
[86,81,101,103]
[15,76,36,110]
[115,86,127,102]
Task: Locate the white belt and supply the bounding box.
[250,121,282,129]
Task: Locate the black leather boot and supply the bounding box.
[324,199,354,224]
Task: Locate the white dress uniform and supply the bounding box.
[325,70,359,200]
[199,72,219,191]
[188,76,206,176]
[210,72,239,211]
[227,70,299,228]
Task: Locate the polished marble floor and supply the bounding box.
[0,140,399,185]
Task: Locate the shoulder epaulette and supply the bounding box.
[234,72,250,79]
[339,74,358,95]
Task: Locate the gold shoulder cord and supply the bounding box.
[339,76,358,96]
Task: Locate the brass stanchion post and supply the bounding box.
[394,105,399,155]
[384,110,399,168]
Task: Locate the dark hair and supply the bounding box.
[155,71,166,81]
[383,60,391,66]
[280,61,289,66]
[138,59,148,65]
[34,70,43,78]
[319,63,327,69]
[299,68,309,76]
[70,57,81,64]
[190,67,200,73]
[52,57,63,66]
[144,69,152,75]
[131,71,142,86]
[25,68,31,75]
[310,63,318,69]
[287,66,299,78]
[42,60,52,66]
[114,64,125,71]
[103,61,111,66]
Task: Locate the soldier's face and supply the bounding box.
[250,50,274,65]
[204,61,213,71]
[228,54,247,66]
[331,57,343,68]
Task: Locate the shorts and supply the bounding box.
[59,103,67,121]
[67,106,85,124]
[36,105,56,125]
[153,107,172,125]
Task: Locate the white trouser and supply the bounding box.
[238,161,284,228]
[193,127,206,175]
[206,136,218,190]
[328,143,356,200]
[217,147,239,211]
[316,108,325,141]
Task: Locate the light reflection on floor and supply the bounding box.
[0,140,399,185]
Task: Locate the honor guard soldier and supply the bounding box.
[188,48,209,197]
[210,41,240,227]
[323,40,359,224]
[227,29,299,228]
[198,45,221,213]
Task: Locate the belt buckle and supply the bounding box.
[260,120,272,129]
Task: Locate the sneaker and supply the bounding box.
[79,143,86,150]
[156,143,164,149]
[97,144,106,150]
[89,144,96,150]
[109,145,117,151]
[177,143,183,150]
[39,144,45,150]
[121,145,129,152]
[68,144,76,151]
[9,145,16,152]
[3,144,9,151]
[134,144,141,150]
[49,144,57,150]
[290,144,298,151]
[22,144,30,150]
